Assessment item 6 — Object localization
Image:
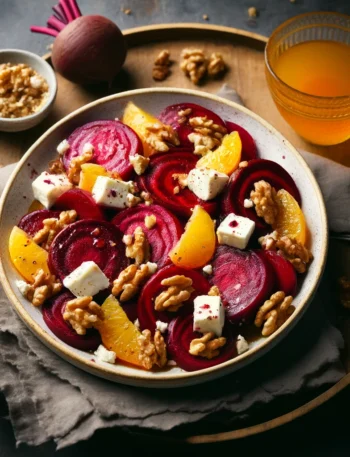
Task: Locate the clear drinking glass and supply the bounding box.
[265,12,350,146]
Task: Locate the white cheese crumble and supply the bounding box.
[236,335,249,355]
[94,345,117,364]
[16,279,31,297]
[156,320,168,333]
[202,264,213,275]
[57,139,70,155]
[145,262,158,274]
[134,318,140,329]
[244,198,254,208]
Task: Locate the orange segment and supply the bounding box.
[27,200,44,213]
[96,295,144,368]
[273,189,307,244]
[196,131,242,175]
[79,163,109,193]
[122,101,164,157]
[9,226,50,283]
[169,205,216,269]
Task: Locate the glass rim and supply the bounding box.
[265,11,350,102]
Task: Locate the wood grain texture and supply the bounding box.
[0,24,348,167]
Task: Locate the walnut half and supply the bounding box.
[138,329,167,369]
[22,269,62,307]
[250,180,278,225]
[63,296,104,335]
[189,332,226,359]
[155,275,194,312]
[254,291,295,336]
[112,263,156,302]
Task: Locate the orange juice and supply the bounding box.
[267,40,350,146]
[274,41,350,97]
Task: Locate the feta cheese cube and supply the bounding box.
[156,320,168,333]
[63,261,109,297]
[236,335,249,355]
[16,279,31,297]
[32,172,73,209]
[187,167,229,201]
[193,295,225,337]
[217,213,255,249]
[92,176,134,209]
[94,345,116,364]
[57,139,70,155]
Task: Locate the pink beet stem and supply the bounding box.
[67,0,82,18]
[52,5,67,23]
[47,16,66,32]
[59,0,74,22]
[30,26,58,37]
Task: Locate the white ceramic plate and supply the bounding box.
[0,88,328,388]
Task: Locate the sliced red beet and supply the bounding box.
[263,250,297,296]
[121,301,138,323]
[63,120,143,180]
[167,314,237,371]
[54,188,105,221]
[43,291,101,351]
[18,209,61,237]
[49,219,128,282]
[158,103,226,149]
[112,204,183,268]
[138,264,211,333]
[211,246,274,323]
[138,151,216,218]
[225,121,257,161]
[222,159,301,234]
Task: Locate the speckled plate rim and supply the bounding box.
[0,87,328,388]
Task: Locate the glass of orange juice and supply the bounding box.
[265,12,350,146]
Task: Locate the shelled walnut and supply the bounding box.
[138,329,167,369]
[189,332,226,359]
[144,122,180,153]
[155,275,194,312]
[63,296,104,335]
[180,48,208,84]
[123,226,150,265]
[254,291,295,336]
[19,269,62,307]
[250,180,278,225]
[187,116,227,156]
[33,210,77,250]
[67,146,94,184]
[112,263,155,301]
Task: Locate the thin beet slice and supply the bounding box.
[49,219,128,282]
[167,314,237,371]
[63,120,143,179]
[43,291,101,351]
[54,188,105,221]
[138,151,216,218]
[138,264,211,333]
[211,246,274,323]
[112,204,183,267]
[158,103,226,148]
[222,159,301,234]
[225,121,257,161]
[18,209,61,237]
[263,250,297,296]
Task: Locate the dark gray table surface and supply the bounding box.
[0,0,350,456]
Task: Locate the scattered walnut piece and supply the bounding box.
[112,263,155,301]
[123,226,150,265]
[189,332,226,359]
[177,107,192,125]
[48,158,65,175]
[67,148,94,184]
[138,329,167,369]
[202,14,209,20]
[144,214,157,229]
[153,50,171,81]
[254,291,295,336]
[126,193,142,208]
[33,210,77,250]
[239,161,249,168]
[63,296,104,335]
[188,116,227,156]
[24,269,62,307]
[207,53,226,77]
[208,285,220,296]
[250,180,278,225]
[140,191,153,206]
[339,277,350,309]
[155,275,194,312]
[0,63,49,118]
[121,7,132,15]
[259,231,313,273]
[144,122,180,154]
[248,6,258,17]
[129,154,150,175]
[172,173,188,190]
[180,48,208,85]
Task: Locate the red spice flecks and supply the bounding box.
[23,195,27,199]
[30,168,38,179]
[93,238,105,248]
[208,316,213,320]
[108,190,117,198]
[200,304,210,309]
[43,179,53,185]
[282,155,286,159]
[229,220,239,228]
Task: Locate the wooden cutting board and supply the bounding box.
[0,23,349,444]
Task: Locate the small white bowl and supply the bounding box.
[0,49,57,132]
